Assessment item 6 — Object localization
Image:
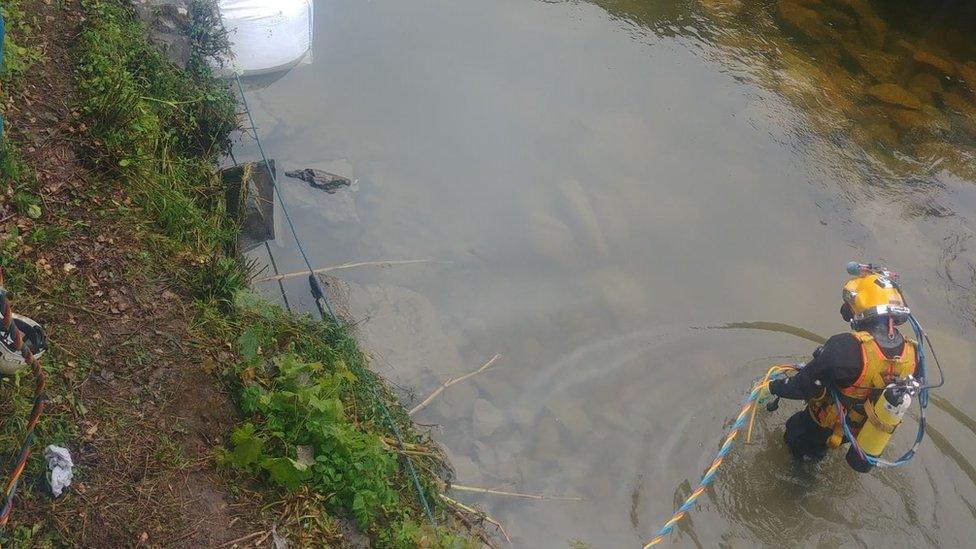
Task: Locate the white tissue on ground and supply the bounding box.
[44,445,73,497]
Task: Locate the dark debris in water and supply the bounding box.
[285,168,353,193]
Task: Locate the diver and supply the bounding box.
[642,264,940,545]
[764,263,920,472]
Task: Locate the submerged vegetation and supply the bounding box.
[604,0,976,182]
[712,0,976,180]
[1,0,474,545]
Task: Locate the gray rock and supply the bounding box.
[296,445,315,467]
[472,440,499,472]
[532,411,563,459]
[221,160,275,252]
[286,159,360,223]
[132,1,195,67]
[546,400,594,442]
[440,378,478,417]
[473,372,516,402]
[472,398,505,438]
[491,451,523,482]
[442,446,480,481]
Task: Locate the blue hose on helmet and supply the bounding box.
[908,314,928,408]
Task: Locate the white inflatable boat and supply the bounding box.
[219,0,314,76]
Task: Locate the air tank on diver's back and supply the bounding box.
[846,376,918,472]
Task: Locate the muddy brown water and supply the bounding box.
[235,0,976,546]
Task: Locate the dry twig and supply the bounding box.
[450,484,584,502]
[218,530,267,547]
[252,259,451,284]
[440,494,511,545]
[409,354,501,416]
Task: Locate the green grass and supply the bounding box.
[1,0,475,545]
[1,1,46,215]
[67,1,476,546]
[1,0,46,81]
[25,224,71,247]
[74,0,240,304]
[0,1,44,294]
[0,138,43,220]
[219,294,472,546]
[0,348,80,547]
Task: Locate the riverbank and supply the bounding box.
[0,0,473,546]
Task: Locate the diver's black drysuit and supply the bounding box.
[768,319,906,461]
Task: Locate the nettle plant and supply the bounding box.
[224,298,403,528]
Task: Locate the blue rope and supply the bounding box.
[232,73,436,525]
[372,383,437,525]
[233,74,337,324]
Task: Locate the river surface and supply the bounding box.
[235,0,976,546]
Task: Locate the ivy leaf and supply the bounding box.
[239,385,265,414]
[229,423,264,468]
[333,359,358,384]
[275,354,308,381]
[238,327,262,362]
[307,394,343,422]
[262,457,310,491]
[338,368,358,384]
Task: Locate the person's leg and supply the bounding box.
[783,408,831,461]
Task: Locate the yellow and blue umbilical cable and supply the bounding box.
[642,364,796,548]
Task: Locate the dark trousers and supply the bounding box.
[783,408,833,461]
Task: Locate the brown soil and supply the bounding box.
[2,2,269,546]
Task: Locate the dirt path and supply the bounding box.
[2,2,267,545]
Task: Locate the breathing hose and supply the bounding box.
[833,312,943,469]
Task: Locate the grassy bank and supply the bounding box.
[1,0,474,545]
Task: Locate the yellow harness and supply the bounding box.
[807,331,917,448]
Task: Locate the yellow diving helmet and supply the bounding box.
[842,263,910,326]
